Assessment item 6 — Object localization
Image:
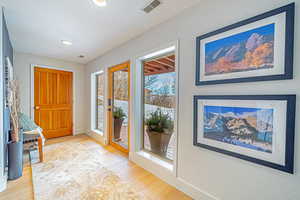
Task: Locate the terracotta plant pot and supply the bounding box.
[146,129,172,157]
[114,118,124,140]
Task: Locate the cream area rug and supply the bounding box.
[30,138,146,200]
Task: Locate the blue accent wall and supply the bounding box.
[2,11,13,171]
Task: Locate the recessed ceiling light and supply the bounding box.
[61,40,72,46]
[92,0,107,7]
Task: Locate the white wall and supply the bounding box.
[14,52,87,135]
[85,0,300,199]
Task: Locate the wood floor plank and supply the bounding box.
[0,135,191,200]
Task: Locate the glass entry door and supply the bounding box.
[108,62,130,153]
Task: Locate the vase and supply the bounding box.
[113,118,124,141]
[8,132,23,180]
[146,129,172,157]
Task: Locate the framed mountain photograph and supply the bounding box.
[193,95,296,173]
[195,3,294,85]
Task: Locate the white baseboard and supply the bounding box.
[0,175,7,192]
[74,129,86,135]
[176,177,220,200]
[86,131,107,145]
[129,152,219,200]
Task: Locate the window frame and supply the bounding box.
[141,52,177,162]
[134,41,179,173]
[91,70,105,135]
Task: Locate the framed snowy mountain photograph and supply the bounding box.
[193,95,296,174]
[195,3,294,85]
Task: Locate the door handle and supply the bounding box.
[35,106,40,110]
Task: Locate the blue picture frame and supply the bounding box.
[195,3,295,85]
[193,95,296,174]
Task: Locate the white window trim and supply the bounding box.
[136,151,173,171]
[132,41,179,177]
[91,70,105,135]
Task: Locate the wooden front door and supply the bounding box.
[34,67,73,139]
[108,62,130,154]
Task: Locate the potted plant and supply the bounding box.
[113,107,126,141]
[145,109,174,157]
[7,80,23,180]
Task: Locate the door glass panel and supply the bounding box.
[112,68,129,150]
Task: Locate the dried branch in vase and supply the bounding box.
[8,80,21,143]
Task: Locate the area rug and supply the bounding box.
[30,138,146,200]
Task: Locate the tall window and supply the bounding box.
[142,49,176,160]
[95,73,105,132]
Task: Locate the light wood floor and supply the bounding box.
[0,135,191,200]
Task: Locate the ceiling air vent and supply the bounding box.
[142,0,161,13]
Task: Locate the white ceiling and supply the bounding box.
[1,0,201,64]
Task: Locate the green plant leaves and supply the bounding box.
[145,108,174,133]
[113,106,126,120]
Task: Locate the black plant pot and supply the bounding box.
[8,134,23,180]
[146,129,172,157]
[113,118,124,140]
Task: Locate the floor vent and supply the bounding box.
[142,0,161,13]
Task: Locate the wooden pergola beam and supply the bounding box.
[144,63,164,71]
[146,61,170,70]
[158,57,174,66]
[143,53,175,76]
[152,60,174,69]
[144,68,174,76]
